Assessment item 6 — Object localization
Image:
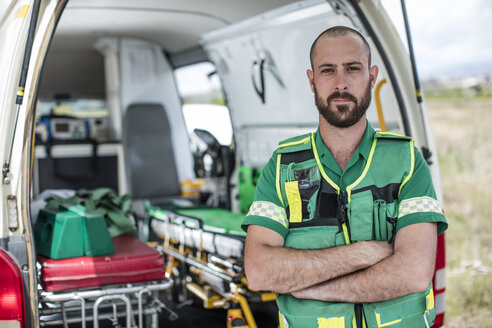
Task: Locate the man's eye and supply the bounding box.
[321,68,334,73]
[347,66,360,71]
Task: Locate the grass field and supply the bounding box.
[426,96,492,327]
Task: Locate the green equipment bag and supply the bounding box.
[34,203,115,259]
[34,188,137,259]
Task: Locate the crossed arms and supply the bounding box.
[244,222,437,303]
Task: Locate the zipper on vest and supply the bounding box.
[387,217,397,244]
[337,192,351,245]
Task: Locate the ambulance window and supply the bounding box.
[174,62,232,146]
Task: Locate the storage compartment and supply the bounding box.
[33,142,124,196]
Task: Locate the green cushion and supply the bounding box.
[175,208,246,237]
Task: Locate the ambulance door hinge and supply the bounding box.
[2,163,11,185]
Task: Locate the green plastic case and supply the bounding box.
[34,204,114,259]
[68,204,115,257]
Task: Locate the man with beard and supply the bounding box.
[242,26,447,328]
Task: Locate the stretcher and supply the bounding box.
[149,207,276,328]
[151,208,246,260]
[37,234,174,328]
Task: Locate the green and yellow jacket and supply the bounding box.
[243,124,447,328]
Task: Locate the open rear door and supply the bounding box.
[201,0,408,169]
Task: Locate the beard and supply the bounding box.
[315,80,372,128]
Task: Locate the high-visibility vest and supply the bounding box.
[275,132,436,328]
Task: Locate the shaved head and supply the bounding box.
[310,26,371,69]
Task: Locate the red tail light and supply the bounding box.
[432,232,446,327]
[0,249,26,328]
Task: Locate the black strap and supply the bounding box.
[252,59,266,104]
[280,149,314,164]
[354,304,366,328]
[387,217,398,244]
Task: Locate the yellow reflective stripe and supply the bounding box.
[279,312,288,328]
[375,313,402,327]
[285,181,302,223]
[17,87,24,97]
[346,137,378,203]
[311,133,340,194]
[375,79,387,132]
[398,139,415,197]
[398,196,442,219]
[317,316,345,328]
[17,5,29,18]
[342,223,350,245]
[278,136,311,149]
[247,201,288,229]
[276,153,284,206]
[426,288,435,314]
[376,131,408,138]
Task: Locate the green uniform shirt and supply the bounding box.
[242,122,448,237]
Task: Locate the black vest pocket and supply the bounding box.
[282,159,321,223]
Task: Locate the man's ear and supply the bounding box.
[369,65,379,89]
[307,69,315,93]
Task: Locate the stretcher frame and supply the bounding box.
[150,209,276,328]
[39,280,174,328]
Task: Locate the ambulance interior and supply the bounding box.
[29,0,422,326]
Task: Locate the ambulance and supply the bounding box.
[0,0,446,327]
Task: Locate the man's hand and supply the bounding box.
[244,225,393,294]
[291,222,437,303]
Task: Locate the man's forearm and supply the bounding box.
[291,223,437,302]
[292,251,418,302]
[244,226,393,294]
[247,243,389,293]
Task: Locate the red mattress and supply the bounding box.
[38,234,165,292]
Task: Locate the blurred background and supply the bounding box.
[383,1,492,326]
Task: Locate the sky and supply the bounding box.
[382,0,492,80]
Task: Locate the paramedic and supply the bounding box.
[242,26,447,327]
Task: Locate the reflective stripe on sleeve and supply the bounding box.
[398,196,443,219]
[247,201,288,229]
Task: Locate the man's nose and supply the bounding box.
[334,71,348,91]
